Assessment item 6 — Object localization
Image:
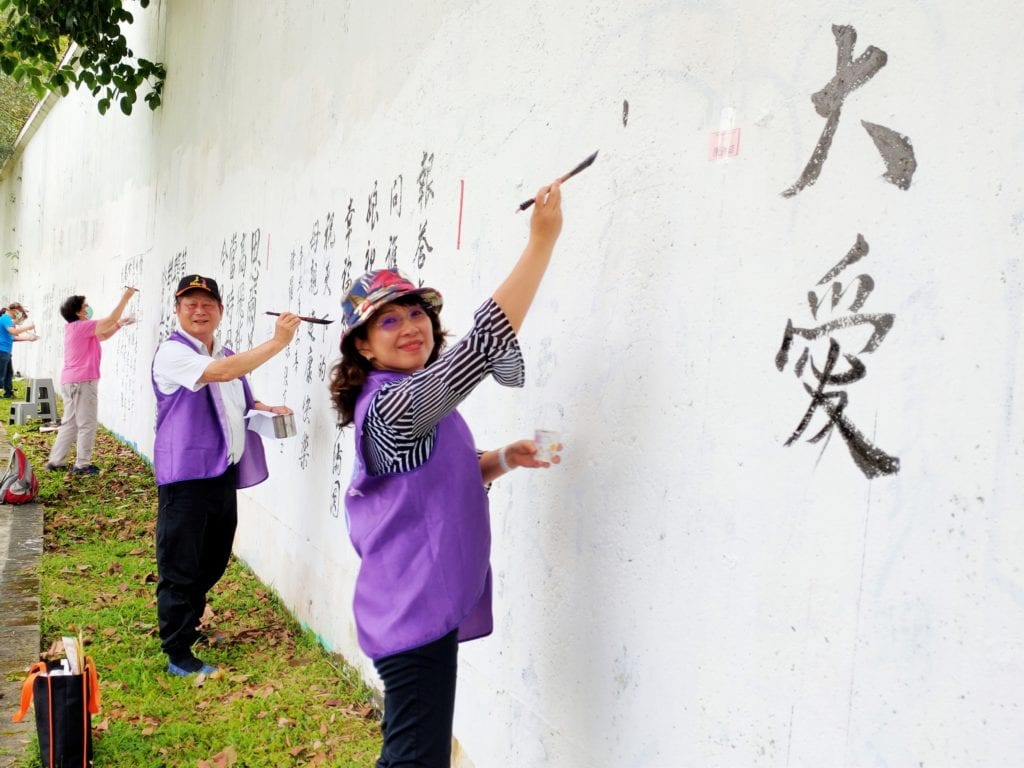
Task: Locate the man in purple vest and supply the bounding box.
[151,274,301,677]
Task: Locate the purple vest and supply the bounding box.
[347,370,493,659]
[152,332,269,488]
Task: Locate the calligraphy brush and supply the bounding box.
[264,311,334,325]
[517,150,598,212]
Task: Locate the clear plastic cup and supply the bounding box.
[533,429,560,463]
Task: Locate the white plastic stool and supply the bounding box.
[26,378,58,424]
[8,401,37,425]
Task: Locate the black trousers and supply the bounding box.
[373,630,459,768]
[0,350,12,396]
[155,465,238,662]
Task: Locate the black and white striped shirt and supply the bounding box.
[361,298,524,475]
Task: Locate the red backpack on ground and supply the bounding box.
[0,441,39,504]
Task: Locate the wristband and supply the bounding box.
[497,446,512,473]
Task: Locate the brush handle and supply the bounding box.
[264,311,334,324]
[517,150,598,211]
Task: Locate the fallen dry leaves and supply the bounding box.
[198,745,238,768]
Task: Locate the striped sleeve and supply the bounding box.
[361,298,523,475]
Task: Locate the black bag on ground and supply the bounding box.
[12,657,101,767]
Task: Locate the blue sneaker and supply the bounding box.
[166,659,222,678]
[72,464,100,475]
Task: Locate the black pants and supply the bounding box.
[373,630,459,768]
[155,465,238,662]
[0,350,12,397]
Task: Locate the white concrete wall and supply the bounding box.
[2,2,1022,765]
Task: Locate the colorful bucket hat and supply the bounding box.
[341,269,443,338]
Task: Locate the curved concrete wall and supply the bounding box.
[2,2,1022,766]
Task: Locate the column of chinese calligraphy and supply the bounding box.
[386,175,402,270]
[307,217,332,468]
[295,234,313,472]
[340,198,355,295]
[415,150,435,286]
[278,215,334,470]
[218,229,262,355]
[322,209,346,518]
[38,287,61,343]
[329,426,344,519]
[158,250,188,341]
[307,214,334,394]
[777,24,917,478]
[115,253,144,417]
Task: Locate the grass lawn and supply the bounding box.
[3,382,382,767]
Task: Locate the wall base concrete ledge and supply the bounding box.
[0,502,43,766]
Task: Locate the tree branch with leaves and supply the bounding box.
[0,0,165,115]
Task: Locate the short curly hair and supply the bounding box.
[60,295,86,323]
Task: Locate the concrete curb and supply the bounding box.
[0,502,43,767]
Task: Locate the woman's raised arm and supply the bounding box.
[491,181,563,333]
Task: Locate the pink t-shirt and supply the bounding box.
[61,319,101,384]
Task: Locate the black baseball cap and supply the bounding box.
[175,275,221,302]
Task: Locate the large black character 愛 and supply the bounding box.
[775,234,900,477]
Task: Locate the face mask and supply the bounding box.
[85,306,94,320]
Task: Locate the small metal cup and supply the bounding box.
[272,413,297,438]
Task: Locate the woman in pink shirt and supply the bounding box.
[46,287,137,474]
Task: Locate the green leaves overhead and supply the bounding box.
[0,0,165,116]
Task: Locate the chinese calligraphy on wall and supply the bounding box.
[115,252,144,417]
[777,25,916,478]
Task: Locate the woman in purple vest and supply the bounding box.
[329,181,564,767]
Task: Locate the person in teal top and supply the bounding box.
[0,302,36,397]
